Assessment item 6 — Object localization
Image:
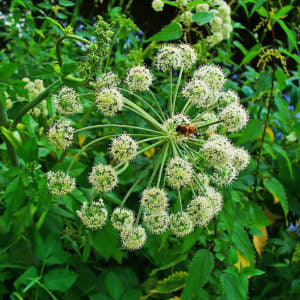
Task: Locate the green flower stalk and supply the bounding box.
[46,40,250,251]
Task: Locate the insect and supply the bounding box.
[176,124,197,137]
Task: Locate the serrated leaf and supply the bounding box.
[192,12,212,24]
[181,249,214,300]
[235,250,250,271]
[43,269,77,292]
[221,272,248,300]
[146,22,182,42]
[153,272,188,294]
[105,272,124,300]
[253,227,268,260]
[263,176,288,216]
[5,175,25,213]
[272,144,294,179]
[232,224,255,265]
[236,119,263,145]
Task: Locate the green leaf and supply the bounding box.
[105,272,124,300]
[276,5,293,18]
[0,62,18,80]
[5,175,25,213]
[161,0,178,7]
[263,176,288,216]
[181,249,214,300]
[146,22,182,42]
[236,119,263,145]
[1,126,21,149]
[250,0,266,16]
[272,144,294,179]
[14,266,38,289]
[276,20,299,54]
[59,0,74,6]
[232,224,255,264]
[221,272,248,300]
[43,269,77,292]
[187,1,206,8]
[61,62,78,76]
[240,44,263,66]
[192,12,212,24]
[153,272,188,294]
[17,138,38,163]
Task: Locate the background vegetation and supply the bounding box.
[0,0,299,299]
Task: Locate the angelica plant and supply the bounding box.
[45,21,249,251]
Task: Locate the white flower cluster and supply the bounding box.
[151,0,233,46]
[45,42,250,251]
[53,86,82,116]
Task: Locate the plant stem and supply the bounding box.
[136,138,166,157]
[181,99,191,114]
[137,136,162,144]
[169,69,173,116]
[104,28,121,71]
[194,120,223,129]
[11,80,60,130]
[66,134,117,173]
[0,101,18,166]
[192,103,221,122]
[56,34,92,66]
[156,142,169,188]
[148,90,166,121]
[177,189,183,212]
[173,67,183,115]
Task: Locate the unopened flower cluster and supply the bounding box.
[152,0,232,47]
[46,43,249,251]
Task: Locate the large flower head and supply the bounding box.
[231,147,250,171]
[140,187,169,214]
[120,225,146,250]
[165,157,193,189]
[77,199,108,230]
[53,86,82,116]
[95,88,124,116]
[143,211,169,234]
[111,207,135,231]
[124,65,153,91]
[154,45,182,72]
[110,134,138,163]
[95,72,120,93]
[88,164,118,192]
[47,171,76,195]
[169,212,194,237]
[178,44,197,70]
[47,119,74,150]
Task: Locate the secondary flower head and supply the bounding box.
[193,65,226,91]
[124,65,153,91]
[120,225,147,250]
[220,102,249,132]
[182,79,217,108]
[143,211,169,234]
[231,147,250,171]
[178,44,197,70]
[165,157,193,189]
[207,32,224,47]
[152,0,164,11]
[219,89,240,106]
[179,11,193,27]
[111,207,135,231]
[177,0,188,6]
[212,163,238,186]
[205,186,223,214]
[47,170,76,195]
[191,173,211,192]
[210,16,223,31]
[95,72,120,93]
[201,134,233,167]
[47,119,74,150]
[77,199,108,230]
[163,113,191,142]
[169,212,194,237]
[187,195,215,226]
[221,23,233,39]
[196,3,210,12]
[53,86,82,116]
[155,45,182,72]
[88,163,118,192]
[95,88,124,116]
[110,134,138,163]
[140,187,169,214]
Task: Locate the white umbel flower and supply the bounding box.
[124,65,153,91]
[88,164,118,192]
[169,212,194,237]
[193,65,226,90]
[212,163,238,186]
[152,0,164,12]
[231,147,250,171]
[111,207,135,231]
[53,86,82,116]
[95,88,124,116]
[220,102,249,132]
[143,211,169,234]
[47,170,76,195]
[219,89,240,106]
[163,113,191,142]
[178,44,197,70]
[140,187,169,214]
[120,225,146,250]
[179,11,193,27]
[165,157,193,189]
[95,72,120,93]
[182,79,217,108]
[110,134,138,163]
[154,45,182,72]
[47,119,74,150]
[77,199,108,230]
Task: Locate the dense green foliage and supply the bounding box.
[0,0,299,299]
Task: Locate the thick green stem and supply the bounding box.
[67,134,116,173]
[169,69,173,116]
[194,120,223,128]
[192,103,221,122]
[75,124,162,135]
[156,142,169,188]
[11,80,60,130]
[137,136,162,144]
[149,90,166,121]
[177,189,183,212]
[181,99,191,114]
[0,102,18,166]
[173,67,183,115]
[56,35,92,66]
[136,138,166,157]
